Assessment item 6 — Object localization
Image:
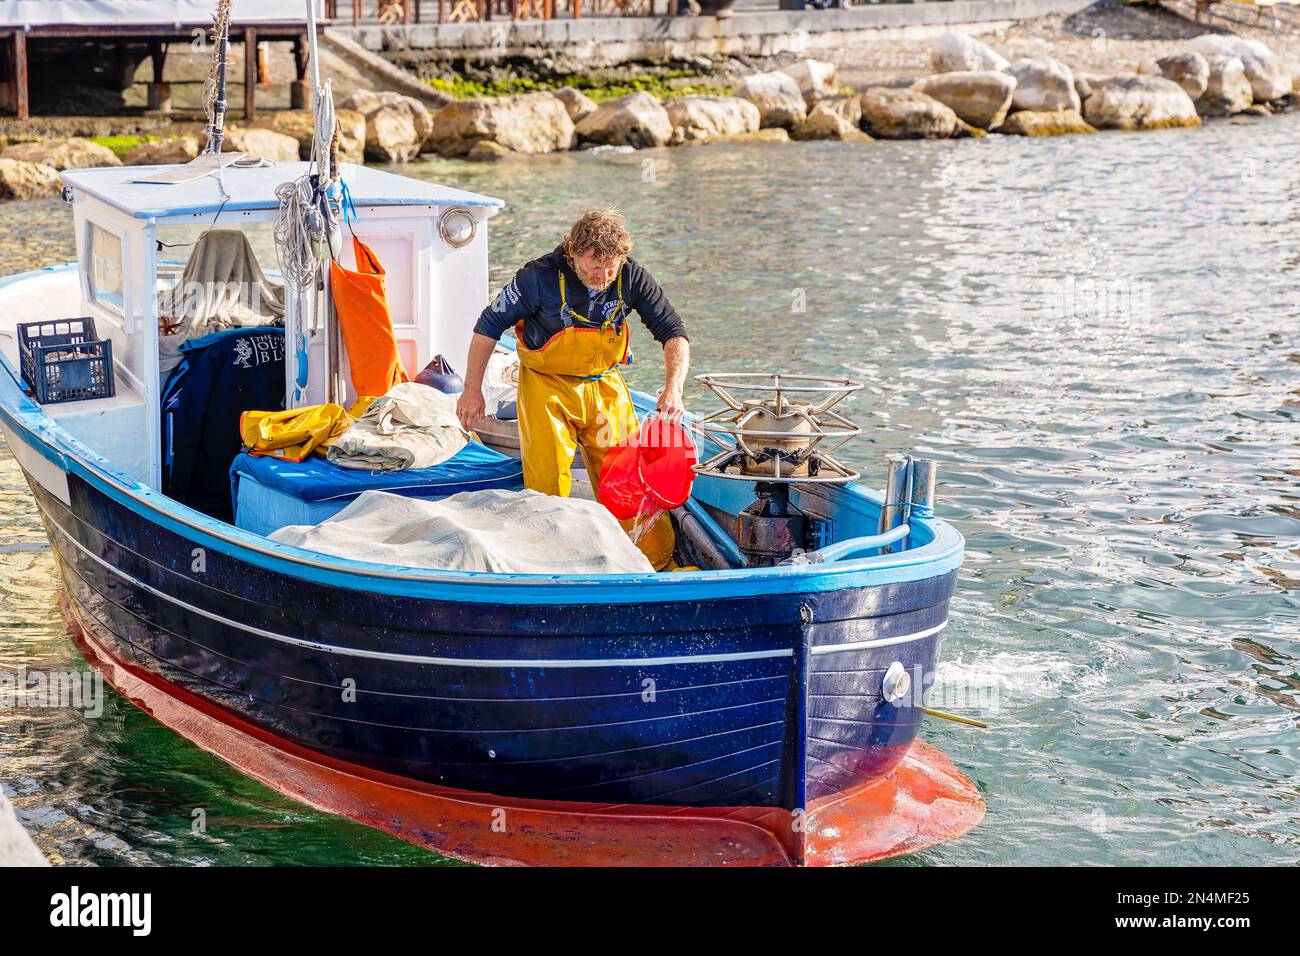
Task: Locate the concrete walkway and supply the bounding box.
[337,0,1095,67]
[0,789,47,867]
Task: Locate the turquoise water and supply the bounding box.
[2,116,1298,865]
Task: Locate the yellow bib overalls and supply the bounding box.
[514,271,674,569]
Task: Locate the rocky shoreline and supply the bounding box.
[0,27,1295,200]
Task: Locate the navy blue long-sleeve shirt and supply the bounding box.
[474,245,687,351]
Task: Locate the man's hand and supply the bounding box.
[456,388,486,433]
[656,386,686,424]
[456,333,498,434]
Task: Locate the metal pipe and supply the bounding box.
[877,454,912,552]
[798,523,911,564]
[909,459,937,518]
[307,0,322,91]
[682,498,744,569]
[208,23,230,155]
[671,507,737,571]
[324,274,342,406]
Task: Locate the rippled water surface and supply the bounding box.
[2,117,1298,865]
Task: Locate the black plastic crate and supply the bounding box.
[17,317,116,405]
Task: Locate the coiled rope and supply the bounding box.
[274,78,343,405]
[273,79,340,297]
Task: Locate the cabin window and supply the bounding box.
[86,223,125,316]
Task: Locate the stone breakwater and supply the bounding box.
[0,30,1294,198]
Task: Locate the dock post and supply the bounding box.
[0,29,29,119]
[291,33,310,110]
[147,40,171,113]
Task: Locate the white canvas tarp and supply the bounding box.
[269,488,656,575]
[0,1,324,27]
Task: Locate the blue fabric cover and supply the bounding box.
[162,327,286,521]
[229,441,525,536]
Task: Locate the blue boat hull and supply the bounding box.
[0,315,968,845]
[32,470,954,809]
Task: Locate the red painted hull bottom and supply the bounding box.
[65,597,985,867]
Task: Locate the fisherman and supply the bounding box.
[456,208,689,568]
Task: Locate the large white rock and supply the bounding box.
[378,91,433,150]
[929,32,1009,74]
[1138,52,1210,100]
[665,95,760,144]
[575,92,673,149]
[252,109,364,163]
[342,89,434,151]
[466,140,515,162]
[734,71,808,129]
[1008,57,1081,113]
[252,110,313,157]
[364,104,421,162]
[0,157,61,199]
[1081,74,1200,131]
[859,88,963,139]
[1074,71,1106,103]
[432,92,576,157]
[914,70,1016,130]
[124,134,202,165]
[223,126,301,163]
[791,101,872,141]
[997,108,1095,137]
[1189,34,1291,102]
[335,109,368,163]
[552,86,598,124]
[1,137,121,170]
[341,89,382,114]
[1197,55,1254,117]
[780,59,839,106]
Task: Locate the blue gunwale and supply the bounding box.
[0,265,964,606]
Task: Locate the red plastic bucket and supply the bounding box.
[598,418,698,521]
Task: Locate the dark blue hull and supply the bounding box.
[31,470,954,810]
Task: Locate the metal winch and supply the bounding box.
[691,373,863,566]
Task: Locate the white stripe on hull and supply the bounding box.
[810,619,948,654]
[45,506,945,670]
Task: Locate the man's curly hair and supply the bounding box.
[564,208,633,263]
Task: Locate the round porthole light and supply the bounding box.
[439,207,477,248]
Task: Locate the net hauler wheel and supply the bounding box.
[691,373,863,482]
[691,373,864,565]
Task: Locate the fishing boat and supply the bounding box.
[0,8,982,869]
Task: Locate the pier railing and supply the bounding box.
[327,0,662,24]
[325,0,899,25]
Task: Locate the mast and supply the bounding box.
[203,0,233,156]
